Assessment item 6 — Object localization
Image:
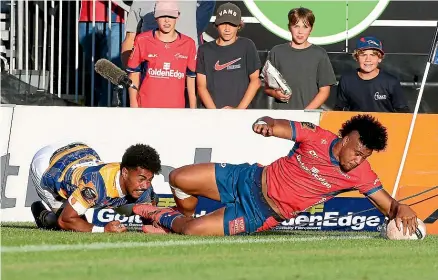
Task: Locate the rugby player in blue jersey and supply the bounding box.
[30,142,161,233]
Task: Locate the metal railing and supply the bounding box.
[4,0,130,106]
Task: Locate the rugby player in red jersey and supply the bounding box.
[126,1,197,108]
[133,114,418,236]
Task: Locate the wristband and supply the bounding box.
[254,120,268,126]
[92,225,105,233]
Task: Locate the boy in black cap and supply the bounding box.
[196,2,261,109]
[334,36,410,112]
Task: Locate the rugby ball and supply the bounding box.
[381,218,427,240]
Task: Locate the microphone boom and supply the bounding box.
[95,59,138,90]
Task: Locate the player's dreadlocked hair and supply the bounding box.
[339,114,388,151]
[121,144,161,174]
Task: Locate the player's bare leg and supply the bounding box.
[169,163,220,217]
[173,208,225,236]
[133,204,225,236]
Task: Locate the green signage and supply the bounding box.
[243,1,390,45]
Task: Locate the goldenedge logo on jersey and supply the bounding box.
[148,68,185,79]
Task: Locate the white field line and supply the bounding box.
[1,235,373,253]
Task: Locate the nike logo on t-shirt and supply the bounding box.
[214,58,242,71]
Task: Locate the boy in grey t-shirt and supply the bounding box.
[264,7,336,110]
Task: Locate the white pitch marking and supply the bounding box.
[1,235,373,253]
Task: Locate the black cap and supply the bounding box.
[215,2,241,26]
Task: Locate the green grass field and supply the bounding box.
[2,222,438,280]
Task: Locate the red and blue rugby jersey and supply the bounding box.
[266,121,383,220]
[126,30,197,108]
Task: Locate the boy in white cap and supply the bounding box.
[126,1,197,109]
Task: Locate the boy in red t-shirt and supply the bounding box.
[126,1,196,108]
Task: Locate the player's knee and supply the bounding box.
[169,168,181,188]
[169,169,192,200]
[169,167,193,190]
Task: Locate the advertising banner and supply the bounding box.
[0,105,319,222]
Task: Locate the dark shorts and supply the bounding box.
[215,163,283,236]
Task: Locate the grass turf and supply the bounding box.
[1,222,438,280]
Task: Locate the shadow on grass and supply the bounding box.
[1,223,37,230]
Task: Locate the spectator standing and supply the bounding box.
[79,0,125,107]
[264,7,336,110]
[196,2,261,109]
[334,36,410,113]
[121,0,215,67]
[196,0,216,45]
[126,1,197,108]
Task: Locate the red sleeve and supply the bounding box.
[290,121,322,143]
[126,37,143,73]
[355,166,383,196]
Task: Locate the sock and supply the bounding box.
[31,201,48,229]
[159,211,184,230]
[40,210,59,230]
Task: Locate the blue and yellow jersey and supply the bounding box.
[42,143,155,215]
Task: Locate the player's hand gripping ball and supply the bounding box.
[381,218,426,240]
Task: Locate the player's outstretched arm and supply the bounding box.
[252,116,292,140]
[58,203,127,233]
[367,189,418,236]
